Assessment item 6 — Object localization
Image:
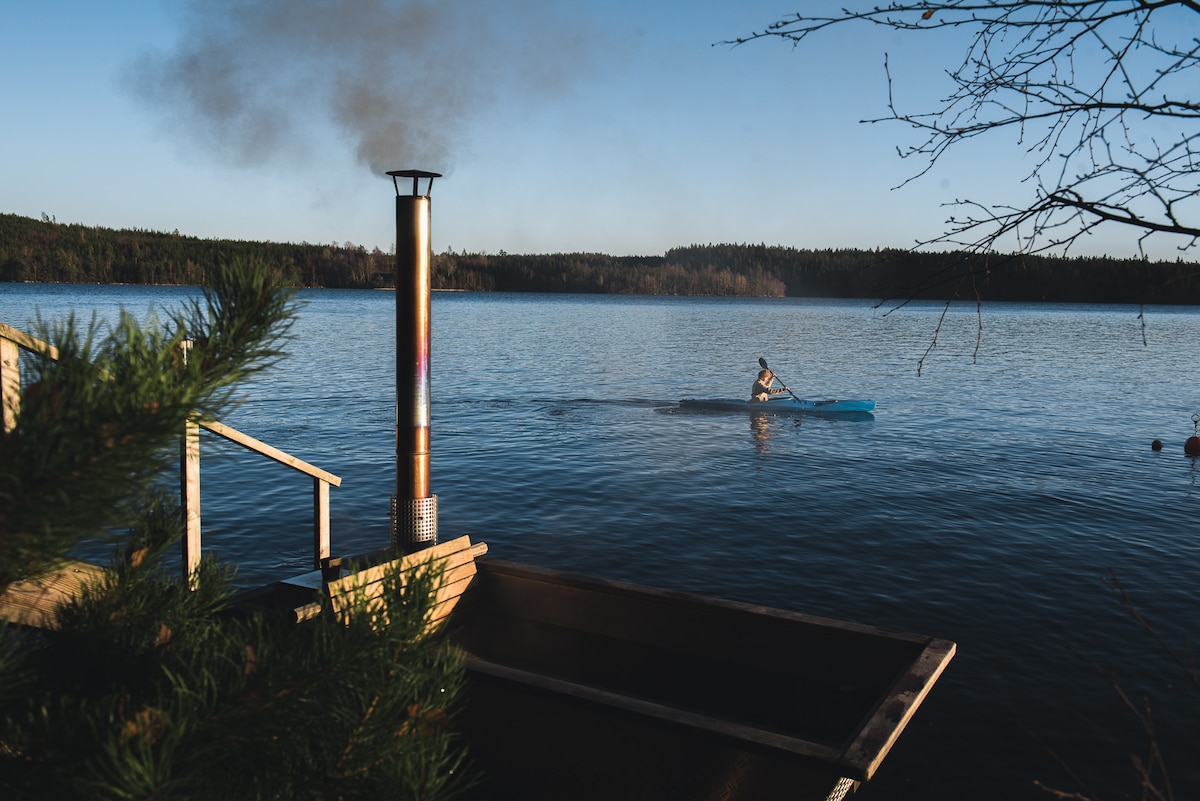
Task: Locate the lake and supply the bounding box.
[2,283,1197,800]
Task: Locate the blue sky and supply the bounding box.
[0,0,1178,260]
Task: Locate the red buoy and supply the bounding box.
[1152,439,1163,451]
[1187,436,1200,456]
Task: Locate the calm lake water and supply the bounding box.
[2,283,1198,800]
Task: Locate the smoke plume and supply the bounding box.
[127,0,596,174]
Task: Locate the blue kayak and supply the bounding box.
[680,396,876,414]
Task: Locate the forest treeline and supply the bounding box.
[4,212,1200,304]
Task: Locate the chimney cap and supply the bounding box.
[387,169,442,197]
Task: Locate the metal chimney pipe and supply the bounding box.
[387,169,441,552]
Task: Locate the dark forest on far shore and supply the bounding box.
[4,212,1200,304]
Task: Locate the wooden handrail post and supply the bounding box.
[181,419,201,587]
[178,340,202,588]
[314,477,331,569]
[1,334,18,433]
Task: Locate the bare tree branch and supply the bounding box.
[724,1,1200,257]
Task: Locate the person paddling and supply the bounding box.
[751,368,789,402]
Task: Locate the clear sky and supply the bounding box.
[0,0,1181,260]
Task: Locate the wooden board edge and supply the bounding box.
[839,638,957,780]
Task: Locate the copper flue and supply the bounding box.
[388,169,441,552]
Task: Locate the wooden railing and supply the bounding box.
[0,320,342,586]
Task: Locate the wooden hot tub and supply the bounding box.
[448,558,955,801]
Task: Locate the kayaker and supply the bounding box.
[751,368,789,401]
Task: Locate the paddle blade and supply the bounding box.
[758,357,768,370]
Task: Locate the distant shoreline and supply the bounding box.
[4,212,1199,303]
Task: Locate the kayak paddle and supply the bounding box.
[758,357,802,402]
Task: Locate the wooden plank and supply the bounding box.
[199,419,342,486]
[842,638,957,779]
[324,537,487,630]
[313,477,330,569]
[294,600,323,623]
[329,555,478,614]
[327,536,481,599]
[181,419,201,588]
[0,561,106,630]
[426,569,479,627]
[1,335,18,433]
[326,543,481,616]
[0,321,57,359]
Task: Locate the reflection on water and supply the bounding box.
[750,411,771,454]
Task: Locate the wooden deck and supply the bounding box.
[0,561,107,629]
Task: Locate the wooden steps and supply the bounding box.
[293,535,488,631]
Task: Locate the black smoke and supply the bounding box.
[126,0,598,174]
